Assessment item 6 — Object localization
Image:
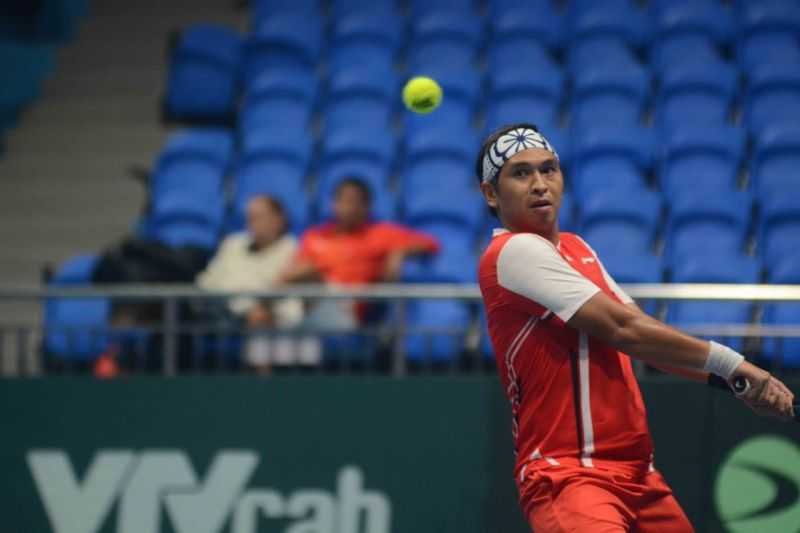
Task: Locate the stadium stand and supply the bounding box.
[19,0,800,368]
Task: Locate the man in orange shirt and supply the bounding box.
[280,177,439,339]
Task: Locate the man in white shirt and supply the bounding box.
[197,195,314,370]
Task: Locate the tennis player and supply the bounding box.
[476,123,795,532]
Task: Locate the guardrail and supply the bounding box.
[1,283,799,377]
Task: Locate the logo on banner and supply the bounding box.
[27,449,391,533]
[714,435,800,533]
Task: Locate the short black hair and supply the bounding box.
[335,177,372,205]
[475,122,542,219]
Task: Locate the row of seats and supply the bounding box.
[43,251,800,366]
[165,3,800,129]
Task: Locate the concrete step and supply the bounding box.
[5,123,167,155]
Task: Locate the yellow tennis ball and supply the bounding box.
[402,76,443,114]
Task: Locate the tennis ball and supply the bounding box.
[402,76,443,114]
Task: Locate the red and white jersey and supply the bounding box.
[479,229,653,483]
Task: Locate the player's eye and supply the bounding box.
[539,163,556,175]
[513,167,531,177]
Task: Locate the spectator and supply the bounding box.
[196,195,309,372]
[280,178,440,340]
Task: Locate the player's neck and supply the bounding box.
[504,221,560,247]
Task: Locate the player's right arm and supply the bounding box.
[569,290,795,420]
[496,233,794,420]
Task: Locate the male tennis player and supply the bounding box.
[477,123,795,532]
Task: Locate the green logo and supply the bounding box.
[715,435,800,533]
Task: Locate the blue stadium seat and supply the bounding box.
[559,194,577,233]
[252,0,318,20]
[580,188,662,256]
[738,2,800,70]
[657,62,738,129]
[571,64,650,129]
[567,1,646,49]
[571,125,654,200]
[330,12,401,72]
[404,187,485,235]
[410,0,477,18]
[321,129,395,169]
[666,190,751,259]
[44,255,109,362]
[568,38,640,74]
[746,62,800,134]
[164,24,242,122]
[405,300,471,363]
[411,219,476,254]
[488,2,562,51]
[652,3,733,71]
[759,190,800,267]
[402,247,477,284]
[0,43,54,131]
[325,65,396,132]
[486,65,564,129]
[243,14,321,84]
[660,125,746,196]
[402,128,476,192]
[751,123,800,196]
[153,129,233,179]
[331,0,398,18]
[762,253,800,367]
[240,70,316,135]
[667,254,761,351]
[408,12,483,70]
[241,128,313,169]
[599,252,664,314]
[488,38,558,74]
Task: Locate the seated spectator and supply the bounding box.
[280,177,440,335]
[196,195,311,372]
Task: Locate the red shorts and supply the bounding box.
[520,463,694,533]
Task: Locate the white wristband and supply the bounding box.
[704,341,745,380]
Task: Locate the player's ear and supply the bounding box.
[480,180,499,211]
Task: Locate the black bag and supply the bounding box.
[92,238,212,284]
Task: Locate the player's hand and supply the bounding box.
[730,361,795,421]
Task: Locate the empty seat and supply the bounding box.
[252,0,318,20]
[652,3,733,71]
[241,128,313,169]
[404,127,477,165]
[44,255,110,362]
[411,219,476,254]
[0,42,54,131]
[746,62,800,134]
[330,11,401,72]
[164,24,243,123]
[759,189,800,266]
[488,38,558,74]
[571,125,654,200]
[404,300,471,363]
[566,1,645,72]
[598,252,664,314]
[666,190,751,258]
[559,194,577,233]
[240,70,316,134]
[321,129,395,169]
[762,253,800,367]
[568,38,640,74]
[402,245,477,284]
[325,65,396,132]
[486,65,564,130]
[404,186,485,235]
[667,254,761,351]
[410,0,477,18]
[751,123,800,196]
[657,62,738,129]
[408,12,482,70]
[580,188,662,256]
[571,64,650,129]
[660,125,746,196]
[331,0,397,17]
[243,14,322,84]
[488,2,562,51]
[738,2,800,70]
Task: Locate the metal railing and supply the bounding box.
[1,283,800,377]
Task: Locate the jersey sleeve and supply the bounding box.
[576,236,634,305]
[497,234,601,322]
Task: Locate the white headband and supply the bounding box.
[481,127,559,183]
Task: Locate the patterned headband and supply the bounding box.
[481,127,559,183]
